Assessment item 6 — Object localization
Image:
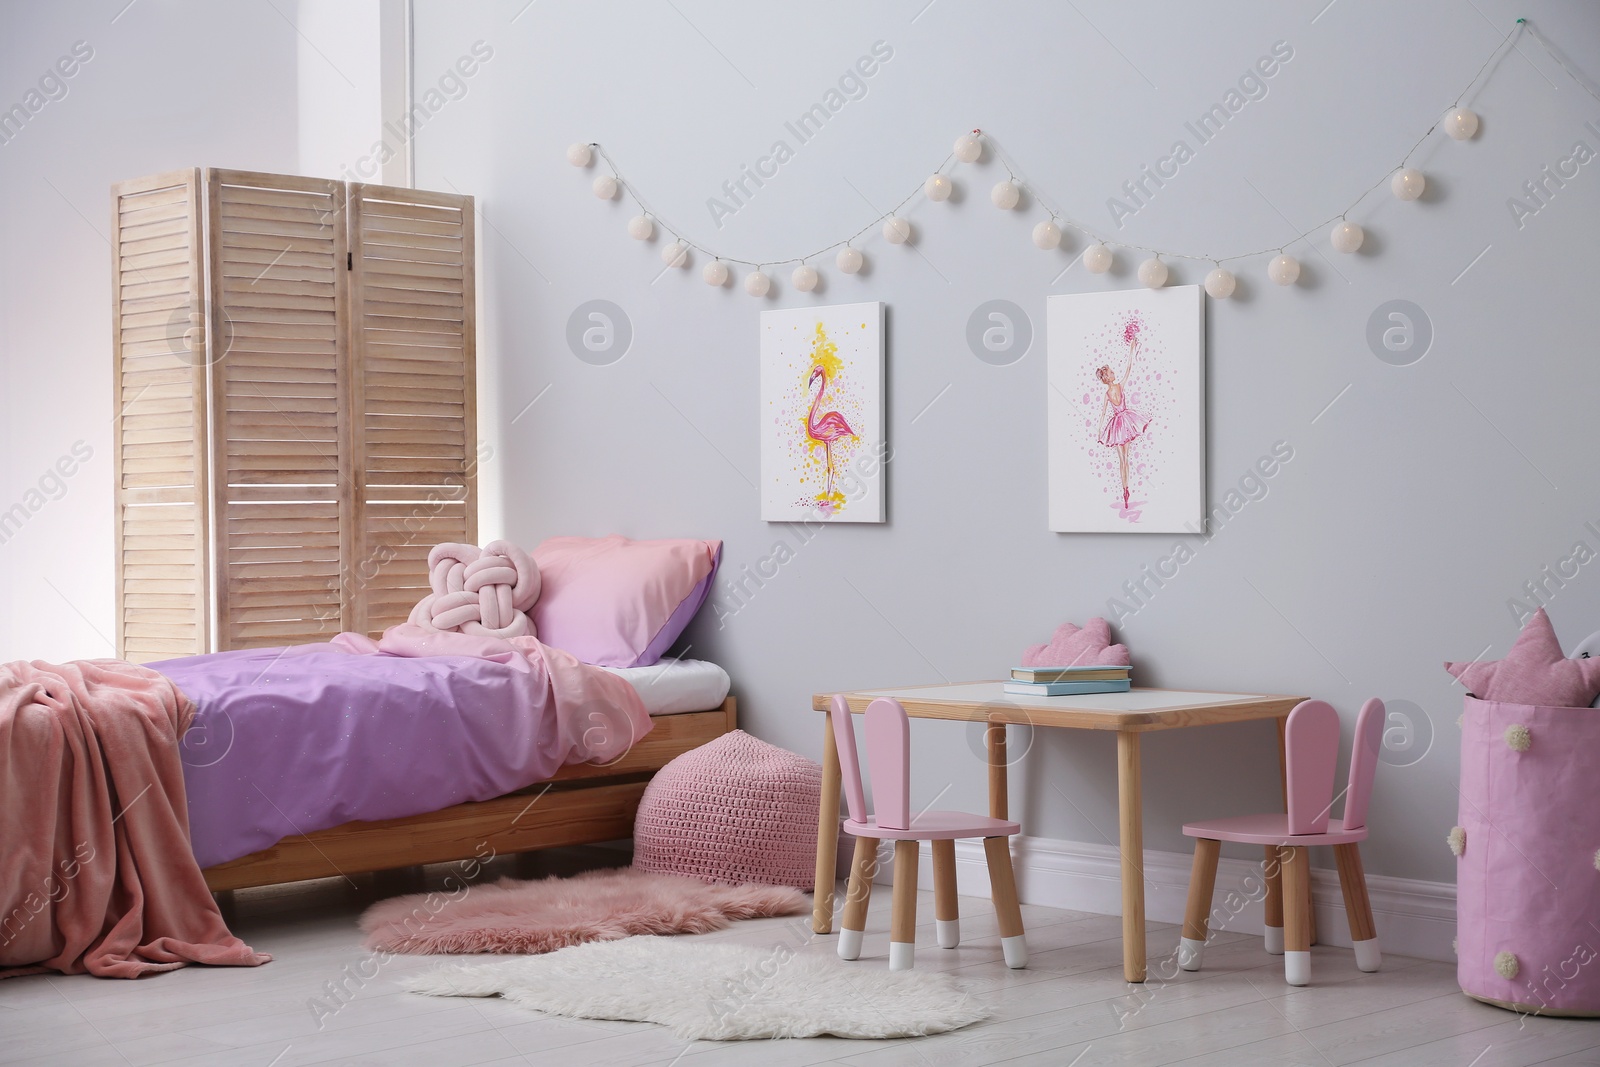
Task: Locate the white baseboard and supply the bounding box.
[835,832,1456,963]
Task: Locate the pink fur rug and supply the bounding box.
[360,867,808,955]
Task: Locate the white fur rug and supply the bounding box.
[403,935,990,1040]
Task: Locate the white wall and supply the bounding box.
[407,0,1600,890]
[0,0,390,662]
[294,0,383,184]
[0,0,302,662]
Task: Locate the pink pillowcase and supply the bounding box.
[530,536,722,668]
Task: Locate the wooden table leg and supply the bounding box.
[987,720,1008,820]
[1275,715,1316,946]
[813,715,841,934]
[1117,729,1146,983]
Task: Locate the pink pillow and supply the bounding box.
[1445,608,1600,708]
[1021,617,1131,668]
[530,536,721,667]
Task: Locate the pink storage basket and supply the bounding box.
[1456,696,1600,1016]
[632,730,822,888]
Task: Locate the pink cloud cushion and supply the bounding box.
[1021,617,1131,668]
[531,536,721,668]
[1445,608,1600,708]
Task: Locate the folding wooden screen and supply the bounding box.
[111,171,211,662]
[111,169,476,662]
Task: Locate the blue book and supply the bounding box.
[1003,679,1132,696]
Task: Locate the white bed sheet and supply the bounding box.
[602,658,731,716]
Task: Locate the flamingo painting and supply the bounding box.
[758,302,885,523]
[806,362,856,506]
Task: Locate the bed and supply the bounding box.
[150,644,734,893]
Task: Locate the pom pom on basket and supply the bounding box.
[633,731,822,889]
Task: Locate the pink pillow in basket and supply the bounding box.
[1445,609,1600,708]
[531,535,721,667]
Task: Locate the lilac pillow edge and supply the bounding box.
[633,541,723,668]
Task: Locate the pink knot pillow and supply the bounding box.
[531,536,721,668]
[633,731,821,888]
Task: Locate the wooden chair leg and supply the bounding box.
[1335,843,1381,972]
[932,838,959,948]
[1306,856,1318,947]
[889,840,919,971]
[1263,844,1284,955]
[838,836,878,961]
[982,836,1027,969]
[1281,845,1311,986]
[1179,838,1220,971]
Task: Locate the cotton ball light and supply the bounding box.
[883,216,912,244]
[1330,220,1364,253]
[592,175,619,199]
[1268,254,1301,286]
[1137,257,1168,288]
[1444,107,1479,140]
[836,246,863,274]
[792,264,819,292]
[744,270,770,296]
[991,180,1020,210]
[1031,220,1061,250]
[627,215,654,240]
[566,142,592,167]
[1082,243,1113,274]
[953,131,982,163]
[1204,267,1236,299]
[924,174,952,202]
[702,260,728,286]
[1392,168,1426,201]
[660,240,688,268]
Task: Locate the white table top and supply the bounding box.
[815,682,1304,731]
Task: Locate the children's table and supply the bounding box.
[811,682,1305,982]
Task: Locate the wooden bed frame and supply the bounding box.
[202,697,736,891]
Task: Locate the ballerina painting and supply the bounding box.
[1047,286,1205,533]
[760,302,885,523]
[1097,317,1153,511]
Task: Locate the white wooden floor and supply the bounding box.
[1,849,1595,1066]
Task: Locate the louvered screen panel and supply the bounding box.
[112,170,210,663]
[348,184,476,637]
[207,170,350,649]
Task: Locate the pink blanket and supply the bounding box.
[0,658,270,979]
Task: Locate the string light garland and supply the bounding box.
[571,20,1565,300]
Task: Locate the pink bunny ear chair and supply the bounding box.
[1178,698,1386,986]
[827,695,1027,971]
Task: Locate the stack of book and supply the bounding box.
[1003,664,1131,696]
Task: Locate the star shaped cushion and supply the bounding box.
[1445,608,1600,707]
[1021,617,1131,668]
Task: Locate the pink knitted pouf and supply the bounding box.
[633,730,822,889]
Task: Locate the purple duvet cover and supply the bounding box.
[151,635,651,869]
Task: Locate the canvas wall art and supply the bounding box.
[1047,286,1205,533]
[759,302,885,523]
